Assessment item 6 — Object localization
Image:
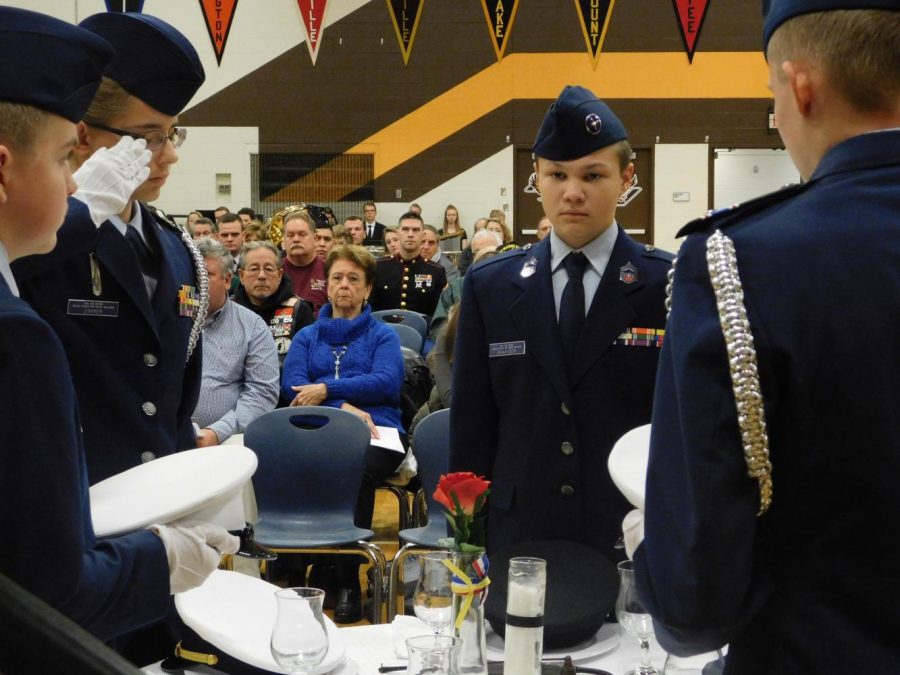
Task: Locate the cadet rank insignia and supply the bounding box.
[616,327,664,347]
[177,284,200,318]
[619,262,638,284]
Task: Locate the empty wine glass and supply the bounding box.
[414,551,454,635]
[407,634,460,674]
[270,587,329,674]
[616,560,659,675]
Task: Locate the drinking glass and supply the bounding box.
[270,587,329,674]
[413,551,454,635]
[407,634,460,674]
[616,560,659,675]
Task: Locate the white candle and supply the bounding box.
[503,558,546,675]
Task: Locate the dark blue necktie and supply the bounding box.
[124,225,159,283]
[559,251,588,362]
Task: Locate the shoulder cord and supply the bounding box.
[177,224,208,362]
[705,229,772,516]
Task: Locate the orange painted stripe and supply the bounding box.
[266,51,769,203]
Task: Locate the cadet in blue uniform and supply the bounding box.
[632,2,900,672]
[13,13,208,483]
[450,86,673,560]
[0,7,235,643]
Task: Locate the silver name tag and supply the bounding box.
[489,341,526,358]
[67,299,119,317]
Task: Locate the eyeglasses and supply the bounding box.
[86,122,187,152]
[243,265,280,276]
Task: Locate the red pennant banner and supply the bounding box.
[387,0,426,65]
[574,0,616,69]
[297,0,330,65]
[673,0,711,63]
[199,0,238,65]
[480,0,520,62]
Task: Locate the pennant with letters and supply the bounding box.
[199,0,238,65]
[481,0,520,62]
[673,0,711,63]
[574,0,615,69]
[387,0,426,65]
[296,0,330,65]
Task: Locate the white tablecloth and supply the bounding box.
[144,622,667,674]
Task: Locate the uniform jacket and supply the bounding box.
[0,275,170,640]
[371,254,447,318]
[13,199,204,483]
[233,275,315,361]
[450,231,672,560]
[633,130,900,674]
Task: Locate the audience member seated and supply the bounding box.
[186,210,203,232]
[236,206,255,227]
[431,244,499,339]
[242,218,267,243]
[344,215,366,246]
[383,225,400,257]
[217,212,244,294]
[281,245,405,623]
[362,201,385,245]
[486,217,513,245]
[192,239,279,446]
[536,215,553,240]
[457,228,501,277]
[440,204,468,250]
[315,221,335,260]
[233,241,314,365]
[421,225,460,284]
[280,210,327,315]
[410,302,459,438]
[189,216,215,240]
[370,212,446,319]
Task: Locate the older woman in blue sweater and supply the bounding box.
[281,244,405,621]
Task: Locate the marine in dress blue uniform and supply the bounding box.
[13,13,207,483]
[450,86,673,561]
[633,2,900,672]
[0,7,170,640]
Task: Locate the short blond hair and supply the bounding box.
[768,10,900,114]
[81,77,132,126]
[0,102,52,152]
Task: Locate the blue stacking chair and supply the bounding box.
[387,408,451,618]
[244,407,388,623]
[388,322,424,353]
[372,309,429,339]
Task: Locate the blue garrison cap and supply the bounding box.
[763,0,899,49]
[79,12,205,116]
[532,85,628,161]
[0,7,113,123]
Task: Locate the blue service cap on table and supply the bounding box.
[763,0,900,49]
[79,12,205,116]
[0,7,113,123]
[484,539,619,649]
[532,85,628,161]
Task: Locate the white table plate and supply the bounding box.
[486,622,621,664]
[90,446,257,537]
[607,424,651,510]
[176,570,347,674]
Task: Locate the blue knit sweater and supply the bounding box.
[281,304,405,431]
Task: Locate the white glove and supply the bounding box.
[622,508,645,559]
[150,521,240,594]
[73,136,151,226]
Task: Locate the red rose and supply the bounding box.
[434,472,491,516]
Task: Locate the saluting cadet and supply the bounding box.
[631,1,900,672]
[449,85,673,561]
[370,211,447,318]
[0,6,236,644]
[13,12,208,483]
